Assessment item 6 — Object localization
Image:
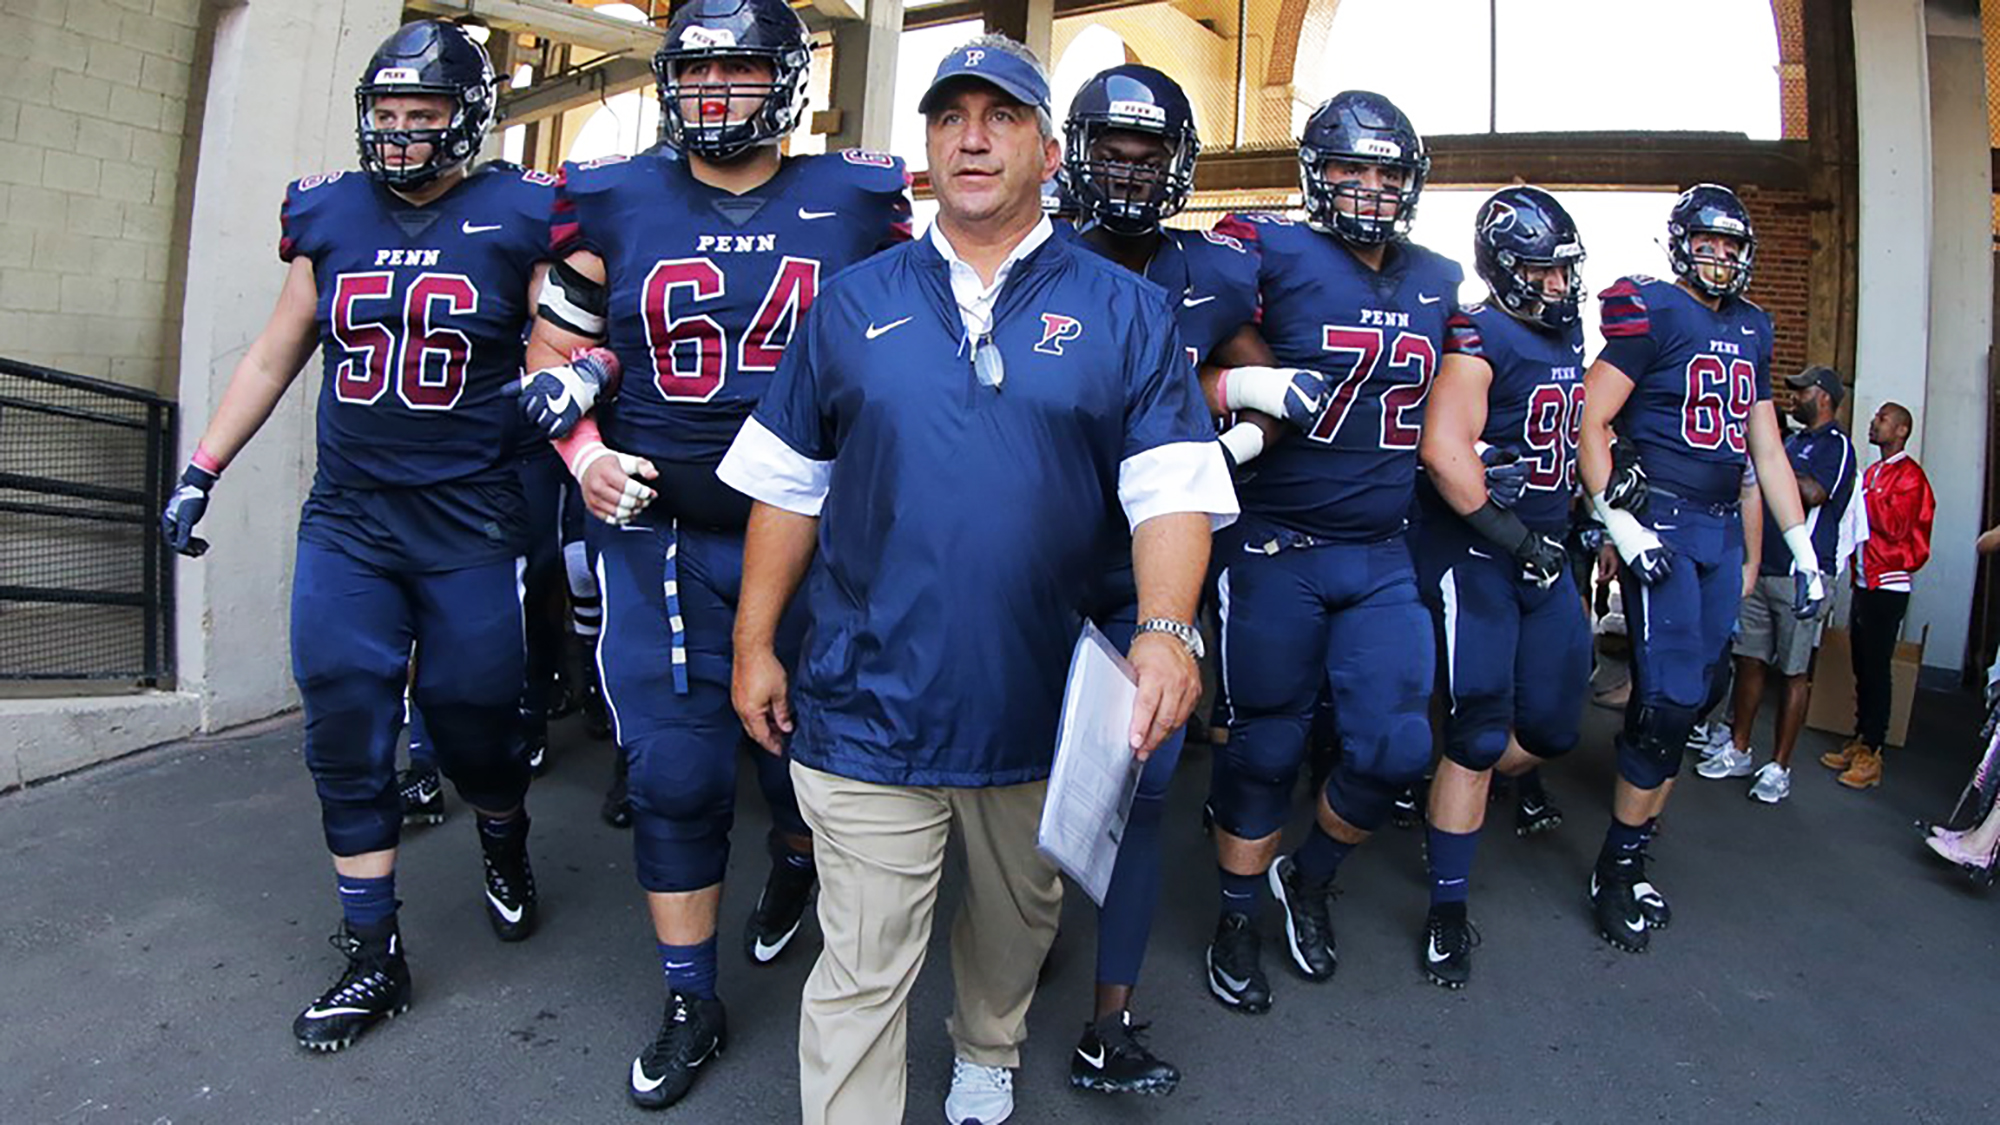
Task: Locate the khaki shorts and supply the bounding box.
[1733,574,1829,676]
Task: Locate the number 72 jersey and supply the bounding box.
[1598,274,1772,507]
[1215,213,1464,542]
[552,148,913,468]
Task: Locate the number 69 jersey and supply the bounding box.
[1597,274,1773,508]
[280,165,555,490]
[551,148,913,470]
[1215,213,1464,542]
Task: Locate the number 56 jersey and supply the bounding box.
[1216,213,1464,542]
[280,164,556,490]
[551,148,913,470]
[1598,274,1772,508]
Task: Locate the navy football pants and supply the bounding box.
[592,520,807,894]
[1414,523,1590,771]
[1092,608,1188,988]
[406,454,574,773]
[1619,494,1745,789]
[293,538,529,857]
[1214,534,1435,838]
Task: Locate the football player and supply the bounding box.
[159,21,553,1051]
[511,0,911,1108]
[1578,184,1826,952]
[1201,90,1462,1011]
[1413,186,1592,989]
[1058,63,1261,1095]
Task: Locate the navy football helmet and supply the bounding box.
[1474,186,1586,329]
[1667,183,1756,299]
[1060,65,1200,237]
[654,0,811,162]
[1298,90,1428,245]
[355,21,497,189]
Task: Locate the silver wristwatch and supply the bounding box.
[1134,617,1205,660]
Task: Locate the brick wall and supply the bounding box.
[1739,185,1813,399]
[0,0,200,391]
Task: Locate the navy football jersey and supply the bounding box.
[281,164,554,490]
[552,148,912,472]
[1440,302,1587,534]
[1068,223,1258,611]
[281,165,553,570]
[1216,213,1463,541]
[1597,275,1773,508]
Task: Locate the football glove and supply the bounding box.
[516,347,620,440]
[1604,446,1650,513]
[1221,365,1334,432]
[1477,443,1531,510]
[1593,495,1673,585]
[1463,500,1567,590]
[160,463,217,557]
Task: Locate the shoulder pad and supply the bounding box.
[828,148,912,194]
[291,170,351,194]
[1198,228,1247,253]
[837,147,897,169]
[1598,276,1652,338]
[1443,308,1486,357]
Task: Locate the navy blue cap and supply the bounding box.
[1786,364,1844,406]
[918,42,1049,114]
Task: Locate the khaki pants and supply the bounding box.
[792,760,1063,1125]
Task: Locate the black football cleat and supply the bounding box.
[293,925,411,1052]
[1590,857,1650,953]
[397,766,445,827]
[629,990,727,1110]
[1205,911,1272,1014]
[1631,852,1671,929]
[1391,787,1421,830]
[1069,1010,1179,1096]
[1267,856,1337,980]
[479,818,538,942]
[743,854,816,964]
[1420,902,1477,990]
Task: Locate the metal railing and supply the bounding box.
[0,357,177,685]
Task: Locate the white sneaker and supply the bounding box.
[945,1058,1013,1125]
[1693,722,1734,760]
[1748,761,1791,803]
[1695,744,1756,779]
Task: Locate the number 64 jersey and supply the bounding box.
[551,148,913,474]
[1215,213,1464,541]
[1598,274,1773,508]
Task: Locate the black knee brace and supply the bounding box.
[1616,703,1697,789]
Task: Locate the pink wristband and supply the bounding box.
[191,444,225,475]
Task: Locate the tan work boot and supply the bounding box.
[1839,746,1883,789]
[1820,738,1867,771]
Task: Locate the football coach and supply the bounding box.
[717,33,1237,1125]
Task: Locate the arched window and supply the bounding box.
[564,4,661,163]
[1049,24,1129,127]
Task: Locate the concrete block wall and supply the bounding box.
[0,0,202,392]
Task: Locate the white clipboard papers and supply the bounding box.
[1037,620,1144,906]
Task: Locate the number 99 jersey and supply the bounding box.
[280,165,556,490]
[550,147,914,470]
[1439,302,1586,535]
[1596,274,1772,508]
[1215,213,1464,542]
